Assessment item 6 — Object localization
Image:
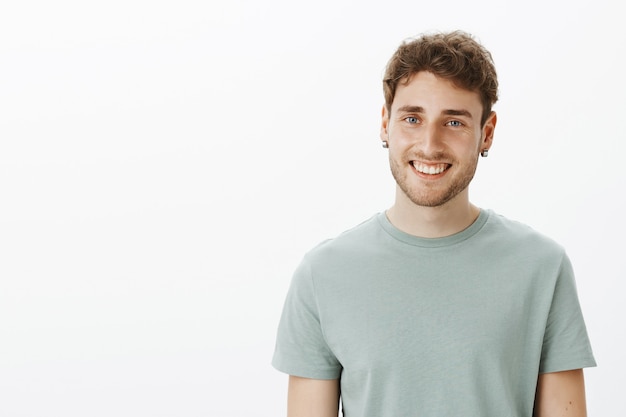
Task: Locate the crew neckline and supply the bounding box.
[376,209,490,248]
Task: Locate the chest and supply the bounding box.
[317,262,546,373]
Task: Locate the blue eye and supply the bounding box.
[447,120,463,127]
[405,117,419,124]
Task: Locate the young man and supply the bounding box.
[272,31,595,416]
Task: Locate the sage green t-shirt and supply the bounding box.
[272,210,596,416]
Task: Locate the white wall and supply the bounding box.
[0,0,623,415]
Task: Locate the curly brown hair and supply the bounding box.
[383,31,498,126]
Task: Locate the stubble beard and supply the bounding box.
[389,153,479,208]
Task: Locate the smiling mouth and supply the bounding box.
[411,161,450,175]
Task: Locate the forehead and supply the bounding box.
[392,71,482,116]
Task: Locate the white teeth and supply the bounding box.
[412,162,447,175]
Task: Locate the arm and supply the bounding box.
[287,375,340,417]
[534,369,588,417]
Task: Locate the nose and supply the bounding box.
[417,123,444,157]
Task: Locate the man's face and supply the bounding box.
[381,71,496,208]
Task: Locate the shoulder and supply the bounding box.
[300,213,385,267]
[482,210,567,261]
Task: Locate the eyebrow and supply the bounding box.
[396,105,474,119]
[442,109,473,119]
[396,105,424,114]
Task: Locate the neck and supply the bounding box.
[386,187,480,238]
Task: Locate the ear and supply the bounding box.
[380,105,389,142]
[481,111,497,151]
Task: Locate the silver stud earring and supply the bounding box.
[480,149,489,157]
[382,140,389,149]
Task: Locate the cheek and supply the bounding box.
[392,126,418,144]
[389,146,409,164]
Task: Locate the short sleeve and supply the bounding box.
[272,258,342,379]
[539,254,596,373]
